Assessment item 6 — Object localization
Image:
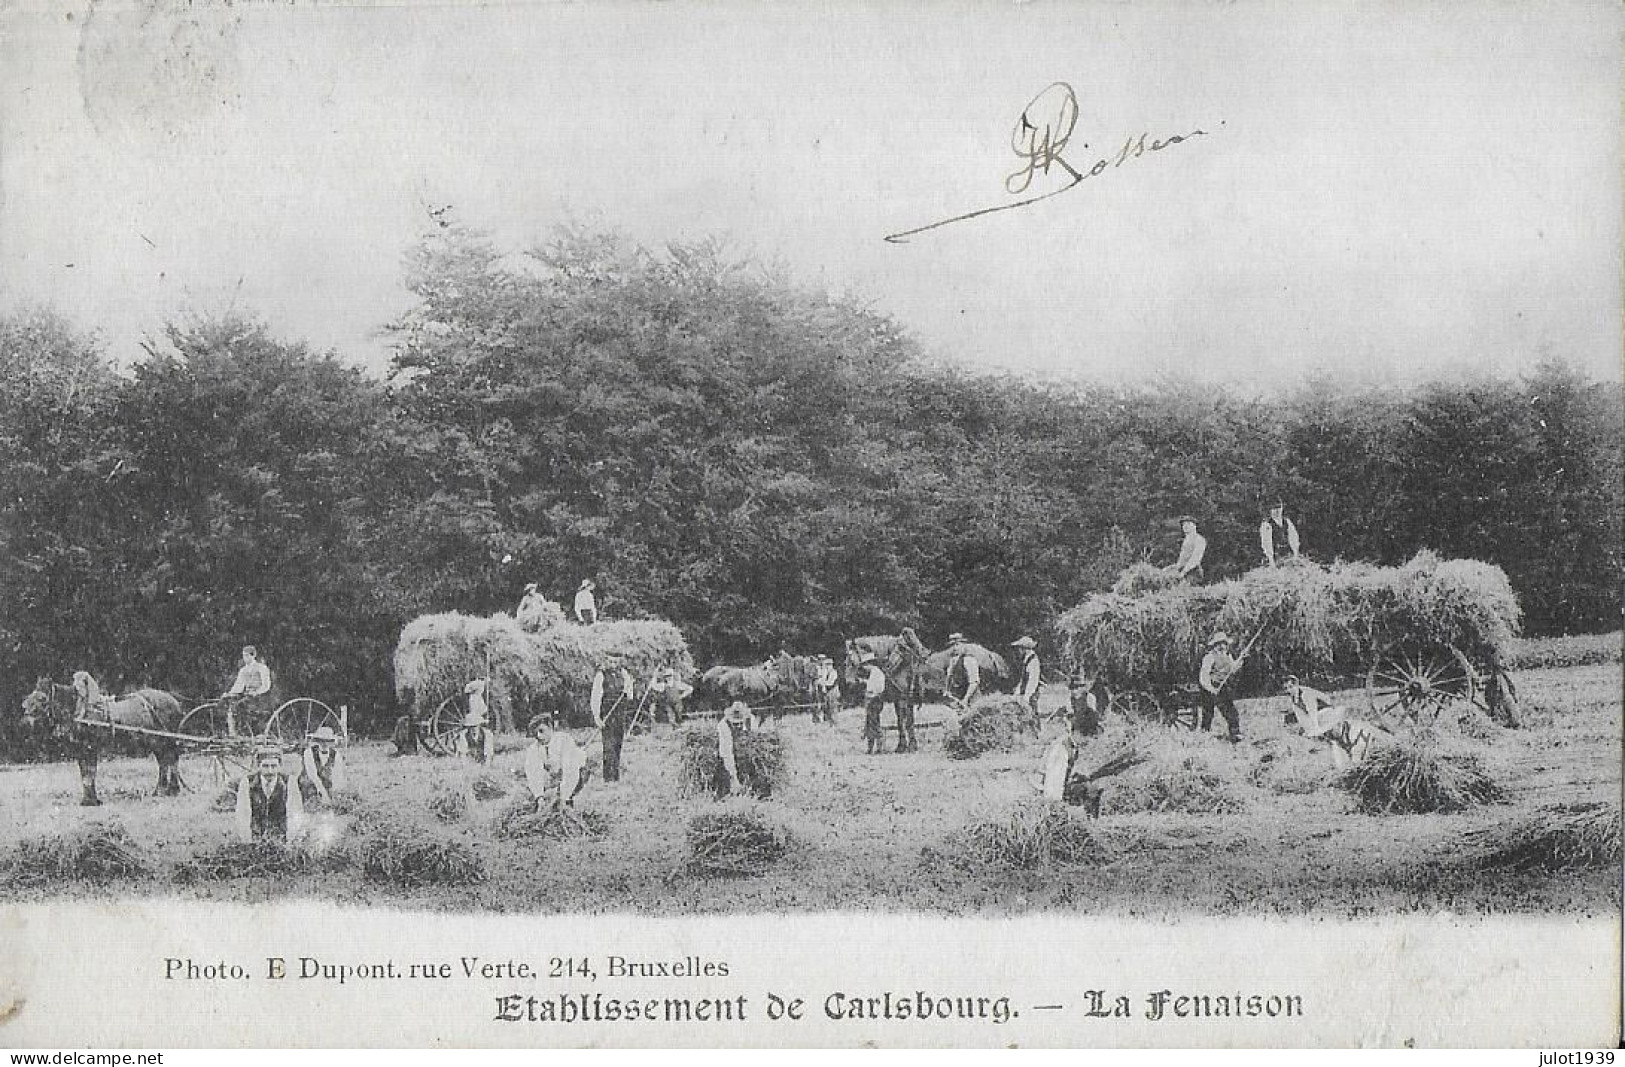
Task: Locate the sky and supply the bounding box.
[0,0,1619,391]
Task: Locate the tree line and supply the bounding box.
[2,225,1618,741]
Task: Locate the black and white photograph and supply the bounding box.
[0,0,1619,1049]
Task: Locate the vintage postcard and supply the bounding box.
[0,0,1619,1049]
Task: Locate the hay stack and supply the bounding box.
[6,822,151,885]
[1468,802,1621,871]
[172,841,341,882]
[1100,732,1250,815]
[1057,551,1521,697]
[494,799,611,840]
[1336,733,1503,814]
[516,593,569,633]
[676,724,786,798]
[361,825,485,887]
[1112,562,1184,596]
[684,800,792,877]
[944,696,1035,760]
[394,611,692,731]
[946,799,1104,870]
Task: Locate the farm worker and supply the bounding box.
[1282,674,1336,731]
[574,579,598,624]
[516,583,549,629]
[813,655,842,725]
[1198,632,1242,742]
[1067,665,1103,737]
[300,725,347,803]
[1259,503,1301,567]
[1011,636,1043,729]
[222,645,273,737]
[524,714,587,811]
[235,746,304,844]
[946,633,981,708]
[647,663,692,726]
[716,701,764,797]
[1036,720,1102,814]
[1302,706,1386,770]
[859,652,888,755]
[591,657,635,782]
[457,680,496,763]
[1173,517,1207,583]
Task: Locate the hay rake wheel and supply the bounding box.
[1365,644,1478,724]
[263,697,345,748]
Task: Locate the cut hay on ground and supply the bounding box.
[1337,734,1503,814]
[393,611,692,731]
[944,799,1104,870]
[1467,802,1621,871]
[494,799,611,840]
[1057,551,1521,697]
[427,781,470,822]
[1100,732,1251,815]
[943,696,1035,760]
[684,800,792,877]
[6,822,151,885]
[361,825,485,887]
[470,772,509,801]
[172,841,342,882]
[676,725,786,798]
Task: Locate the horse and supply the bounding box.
[20,672,186,805]
[699,651,817,714]
[843,627,931,752]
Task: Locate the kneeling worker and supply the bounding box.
[524,714,587,812]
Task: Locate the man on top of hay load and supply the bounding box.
[946,633,981,709]
[814,654,841,725]
[1012,636,1043,729]
[859,652,888,755]
[1173,516,1207,583]
[716,700,766,797]
[1197,632,1243,742]
[235,745,304,844]
[590,655,635,781]
[524,714,588,811]
[574,579,598,624]
[1259,502,1302,567]
[516,582,548,626]
[221,645,273,736]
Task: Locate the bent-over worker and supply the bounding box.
[716,700,767,798]
[524,714,588,811]
[947,633,981,709]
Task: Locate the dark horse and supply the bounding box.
[843,627,931,752]
[700,651,818,714]
[21,672,186,805]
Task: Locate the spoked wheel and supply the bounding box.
[421,695,466,756]
[178,702,252,781]
[1365,644,1478,724]
[178,701,228,740]
[1111,688,1164,724]
[263,698,344,748]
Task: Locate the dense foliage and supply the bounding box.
[1,228,1619,745]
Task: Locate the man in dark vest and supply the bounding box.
[1259,502,1302,566]
[591,655,634,782]
[235,746,304,844]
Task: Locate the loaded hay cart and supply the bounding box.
[1055,552,1522,729]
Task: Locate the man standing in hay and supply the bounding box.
[574,579,599,624]
[221,645,274,737]
[1068,665,1104,737]
[1012,636,1043,729]
[859,652,888,755]
[647,661,692,726]
[457,679,496,763]
[946,633,981,709]
[524,714,588,811]
[813,654,842,725]
[1259,502,1302,567]
[235,745,305,844]
[591,656,635,781]
[716,701,768,797]
[1173,516,1208,583]
[1197,632,1242,742]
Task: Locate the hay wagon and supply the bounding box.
[1056,552,1523,728]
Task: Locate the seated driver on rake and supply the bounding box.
[221,645,273,737]
[523,714,588,812]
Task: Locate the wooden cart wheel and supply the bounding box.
[422,695,466,757]
[1111,688,1163,724]
[1365,644,1478,722]
[178,701,229,740]
[263,698,344,748]
[178,702,252,780]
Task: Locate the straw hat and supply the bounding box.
[307,725,339,744]
[579,579,595,590]
[253,744,282,762]
[523,582,538,594]
[1178,515,1198,526]
[723,701,751,723]
[1010,636,1037,650]
[1206,632,1232,649]
[947,632,967,645]
[527,714,556,737]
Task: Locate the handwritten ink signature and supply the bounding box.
[884,81,1218,244]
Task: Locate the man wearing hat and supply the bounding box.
[457,679,495,763]
[1259,503,1301,567]
[946,633,981,710]
[1282,674,1335,731]
[221,645,274,737]
[647,661,692,727]
[1173,517,1207,583]
[1298,698,1386,769]
[716,701,768,797]
[300,724,347,804]
[813,654,842,725]
[859,652,888,755]
[590,656,635,781]
[1011,636,1043,729]
[516,582,550,630]
[1197,632,1242,742]
[1068,664,1105,738]
[235,746,304,844]
[524,714,588,811]
[573,579,598,624]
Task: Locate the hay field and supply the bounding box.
[0,663,1616,916]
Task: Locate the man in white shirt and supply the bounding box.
[647,663,692,726]
[524,715,587,811]
[813,655,842,725]
[1282,674,1335,731]
[235,746,304,844]
[860,653,887,755]
[715,701,766,797]
[1011,636,1042,728]
[457,679,496,763]
[1259,503,1301,567]
[573,579,598,624]
[222,645,273,737]
[1198,632,1241,742]
[1173,517,1207,583]
[946,633,981,709]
